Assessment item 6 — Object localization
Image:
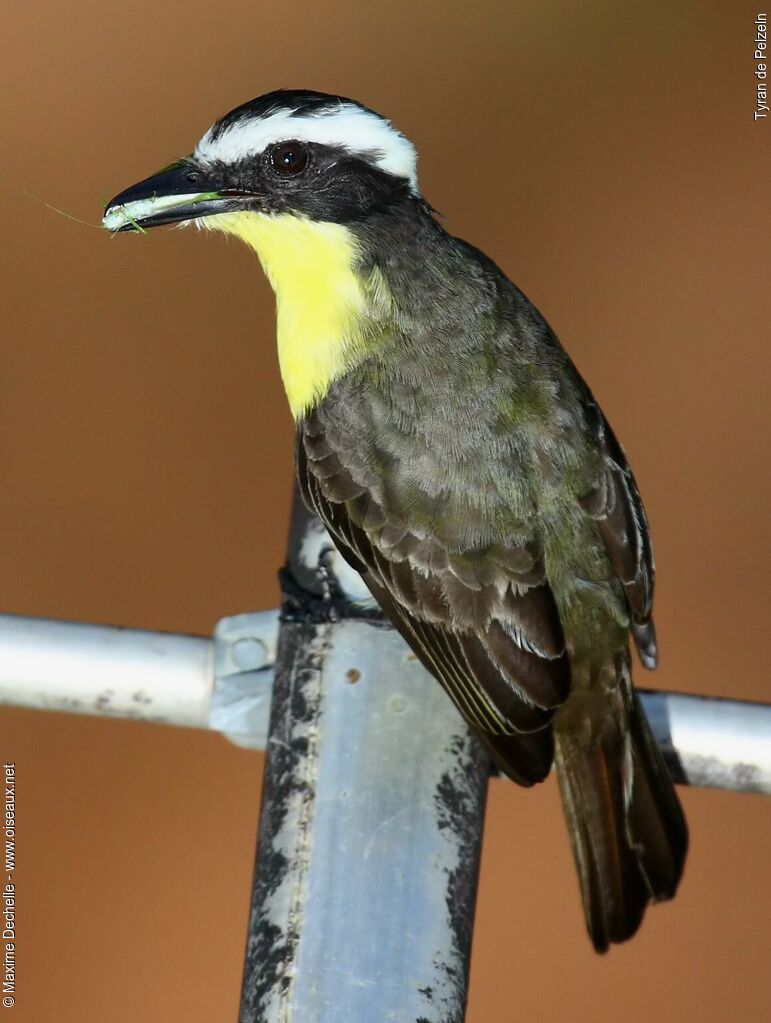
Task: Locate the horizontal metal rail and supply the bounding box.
[1,611,769,795]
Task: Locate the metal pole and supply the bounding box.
[238,498,489,1023]
[1,561,771,1020]
[0,613,212,726]
[642,690,771,795]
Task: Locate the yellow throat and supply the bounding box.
[206,211,386,417]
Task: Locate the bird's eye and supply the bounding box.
[270,142,309,176]
[186,170,200,185]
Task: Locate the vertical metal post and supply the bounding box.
[238,497,490,1023]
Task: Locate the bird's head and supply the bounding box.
[103,90,423,416]
[103,89,419,233]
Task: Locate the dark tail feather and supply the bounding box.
[625,692,688,899]
[554,692,687,952]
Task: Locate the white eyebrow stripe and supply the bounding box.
[194,105,419,193]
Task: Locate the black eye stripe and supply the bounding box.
[270,141,309,176]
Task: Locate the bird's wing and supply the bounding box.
[579,400,657,668]
[297,413,571,785]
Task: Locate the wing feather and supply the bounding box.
[579,402,658,669]
[298,414,571,784]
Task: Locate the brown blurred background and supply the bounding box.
[2,1,769,1020]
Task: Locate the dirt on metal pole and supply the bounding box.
[238,495,490,1023]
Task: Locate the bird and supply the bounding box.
[103,88,687,951]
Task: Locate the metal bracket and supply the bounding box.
[211,610,279,748]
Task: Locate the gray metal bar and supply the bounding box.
[0,610,279,740]
[0,612,212,726]
[641,690,771,795]
[238,500,489,1023]
[1,611,769,795]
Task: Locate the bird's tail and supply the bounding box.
[554,684,687,952]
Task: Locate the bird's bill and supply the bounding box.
[102,160,250,233]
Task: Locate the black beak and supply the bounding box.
[102,159,252,232]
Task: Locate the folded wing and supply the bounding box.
[297,411,572,785]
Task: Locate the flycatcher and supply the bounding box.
[103,89,687,950]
